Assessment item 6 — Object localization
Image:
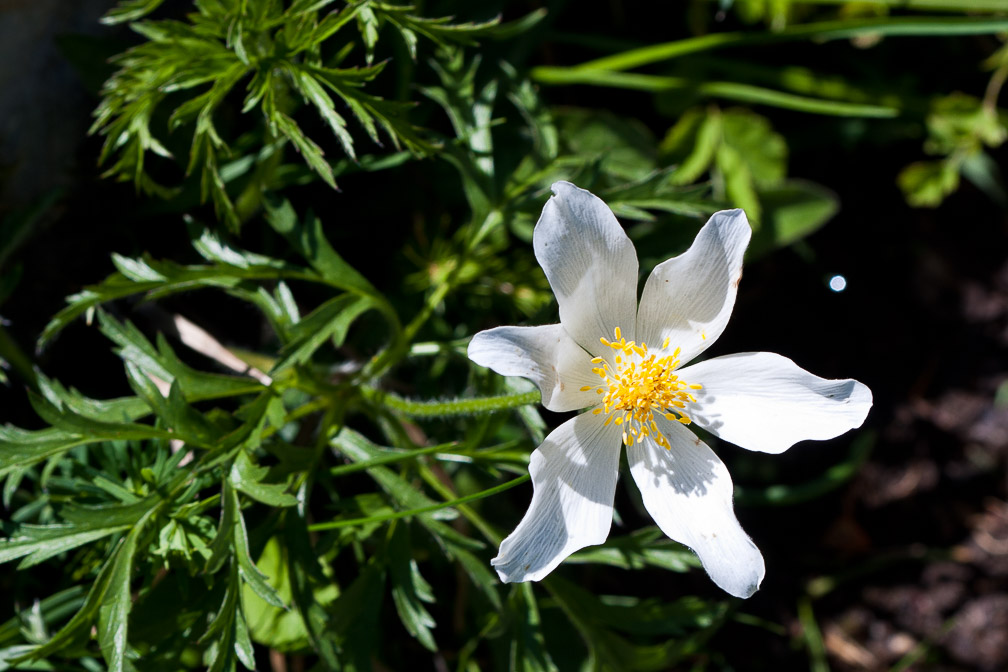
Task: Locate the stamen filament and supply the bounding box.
[588,327,702,450]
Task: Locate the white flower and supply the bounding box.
[468,181,872,598]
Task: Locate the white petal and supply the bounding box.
[492,412,622,582]
[635,209,751,363]
[627,418,764,598]
[533,181,639,352]
[468,324,600,412]
[680,352,873,454]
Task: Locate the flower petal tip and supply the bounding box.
[707,207,753,244]
[490,555,536,584]
[715,549,765,599]
[548,180,579,196]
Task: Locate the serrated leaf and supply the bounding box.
[206,478,238,574]
[201,563,252,672]
[229,450,297,507]
[0,425,92,476]
[112,254,168,282]
[274,112,337,189]
[97,527,144,672]
[546,575,728,671]
[189,221,286,270]
[232,486,284,608]
[36,371,151,424]
[388,524,437,651]
[15,510,154,666]
[271,293,373,373]
[289,66,357,160]
[0,525,131,569]
[26,390,171,444]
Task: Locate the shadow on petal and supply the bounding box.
[492,412,622,583]
[627,418,765,598]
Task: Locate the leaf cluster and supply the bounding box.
[91,0,505,231]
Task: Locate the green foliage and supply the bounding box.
[4,1,1006,670]
[90,0,507,231]
[899,91,1008,207]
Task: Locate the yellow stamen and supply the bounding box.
[587,327,702,449]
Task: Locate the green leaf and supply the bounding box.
[0,425,94,476]
[720,108,788,188]
[274,112,337,189]
[716,142,762,226]
[101,0,169,25]
[0,524,131,569]
[287,65,358,160]
[242,536,331,652]
[555,108,658,182]
[36,371,150,424]
[533,69,900,118]
[206,478,238,574]
[229,450,297,507]
[17,510,154,665]
[388,524,437,651]
[509,584,555,672]
[663,110,720,186]
[263,198,380,296]
[26,390,172,444]
[37,255,314,351]
[201,563,253,672]
[97,527,144,672]
[326,560,386,668]
[898,160,960,208]
[272,294,374,373]
[751,180,840,254]
[282,511,340,667]
[0,586,86,647]
[329,429,481,553]
[231,485,284,608]
[566,527,701,573]
[546,575,728,671]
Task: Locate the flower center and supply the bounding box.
[580,327,701,449]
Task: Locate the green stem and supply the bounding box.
[564,16,1008,74]
[329,440,460,476]
[307,473,529,531]
[531,68,899,117]
[362,387,541,417]
[417,463,503,545]
[358,280,453,381]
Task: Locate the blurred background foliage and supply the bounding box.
[1,0,1007,670]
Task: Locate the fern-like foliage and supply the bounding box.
[92,0,502,230]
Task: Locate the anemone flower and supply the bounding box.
[468,181,872,598]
